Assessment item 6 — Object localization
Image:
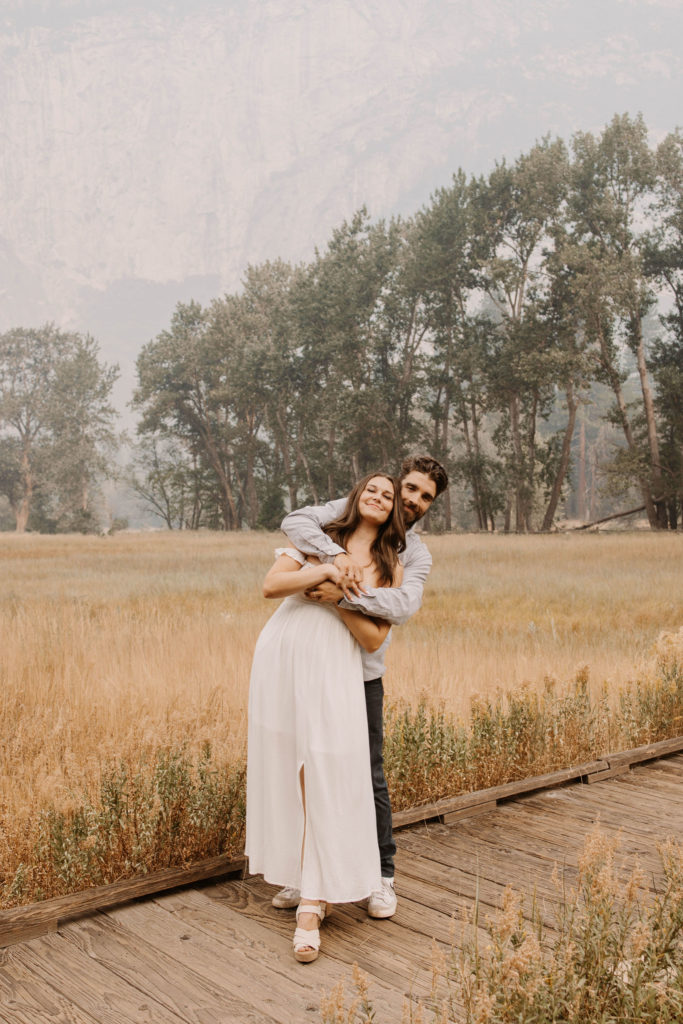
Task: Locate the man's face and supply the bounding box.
[400,471,437,525]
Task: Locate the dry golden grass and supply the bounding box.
[1,529,681,827]
[391,532,683,710]
[1,529,682,906]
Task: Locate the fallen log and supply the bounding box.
[572,504,646,530]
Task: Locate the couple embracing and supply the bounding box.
[245,455,448,962]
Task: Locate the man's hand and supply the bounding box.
[304,580,346,604]
[333,552,367,598]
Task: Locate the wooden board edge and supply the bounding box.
[0,855,246,948]
[584,765,631,784]
[392,734,683,829]
[391,759,608,829]
[605,735,683,769]
[442,800,498,825]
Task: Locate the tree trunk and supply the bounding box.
[15,501,30,533]
[197,421,239,528]
[589,445,598,521]
[508,393,526,532]
[275,407,297,510]
[633,315,668,529]
[297,445,319,505]
[15,446,33,533]
[470,396,488,531]
[441,490,452,532]
[598,326,658,528]
[246,452,258,528]
[440,376,452,531]
[327,427,336,498]
[577,419,587,521]
[457,396,478,528]
[541,384,579,532]
[190,454,202,529]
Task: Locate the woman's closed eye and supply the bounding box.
[367,485,393,502]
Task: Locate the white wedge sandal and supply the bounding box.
[293,901,326,963]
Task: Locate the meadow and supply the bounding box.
[1,530,682,907]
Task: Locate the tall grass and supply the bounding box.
[321,829,683,1024]
[1,531,681,908]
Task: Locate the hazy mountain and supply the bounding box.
[1,0,681,414]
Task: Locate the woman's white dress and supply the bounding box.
[245,549,381,903]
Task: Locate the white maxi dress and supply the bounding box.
[245,549,381,903]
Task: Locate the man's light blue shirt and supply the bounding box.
[281,499,432,680]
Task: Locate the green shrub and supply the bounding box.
[3,655,683,910]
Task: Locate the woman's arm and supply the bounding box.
[263,552,342,599]
[338,539,427,625]
[336,607,391,653]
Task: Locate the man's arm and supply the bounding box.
[338,537,432,626]
[281,499,347,561]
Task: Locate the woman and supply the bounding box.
[245,472,405,962]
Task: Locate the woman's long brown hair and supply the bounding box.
[323,472,406,586]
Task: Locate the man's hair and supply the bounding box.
[399,454,449,497]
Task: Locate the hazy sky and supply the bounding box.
[2,0,683,418]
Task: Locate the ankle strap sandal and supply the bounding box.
[293,901,326,963]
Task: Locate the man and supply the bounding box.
[271,454,449,918]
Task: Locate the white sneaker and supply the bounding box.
[272,885,301,909]
[367,877,397,919]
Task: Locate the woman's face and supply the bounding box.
[358,476,395,525]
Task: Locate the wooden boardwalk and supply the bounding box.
[2,753,683,1023]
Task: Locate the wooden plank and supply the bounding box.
[605,735,683,768]
[205,876,437,998]
[6,749,683,1024]
[615,769,683,800]
[584,765,630,783]
[410,792,667,883]
[400,833,576,906]
[490,798,676,875]
[106,894,344,1023]
[391,870,493,944]
[159,883,417,1013]
[443,799,497,824]
[8,933,186,1024]
[509,784,674,836]
[0,946,100,1024]
[521,769,683,817]
[457,811,665,884]
[396,828,572,908]
[392,760,608,828]
[62,909,280,1024]
[557,777,683,826]
[394,845,561,932]
[504,809,674,871]
[635,760,683,780]
[0,854,244,948]
[0,918,58,946]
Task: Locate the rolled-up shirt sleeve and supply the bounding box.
[281,499,347,562]
[339,537,432,626]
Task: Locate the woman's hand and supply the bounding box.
[304,563,347,604]
[333,552,367,597]
[326,562,344,586]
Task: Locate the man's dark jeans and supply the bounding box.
[364,677,396,878]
